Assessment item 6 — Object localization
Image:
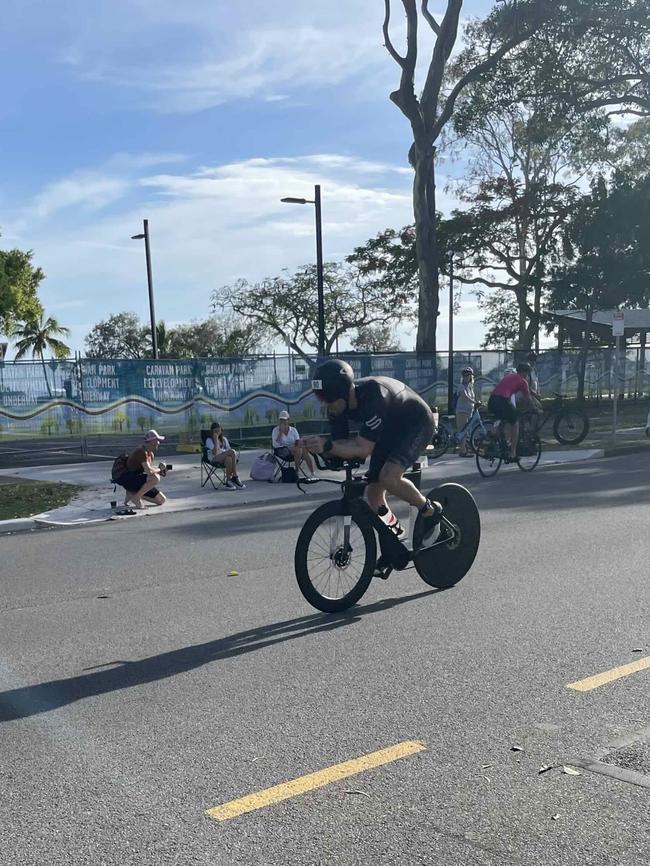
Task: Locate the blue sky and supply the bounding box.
[1,0,498,356]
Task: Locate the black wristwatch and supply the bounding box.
[323,437,334,454]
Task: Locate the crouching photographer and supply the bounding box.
[113,429,170,509]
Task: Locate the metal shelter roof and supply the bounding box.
[549,309,650,339]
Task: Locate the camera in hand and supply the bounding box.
[158,462,173,477]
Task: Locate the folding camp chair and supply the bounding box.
[271,446,313,483]
[200,429,228,490]
[271,446,294,483]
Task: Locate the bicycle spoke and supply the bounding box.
[305,518,365,599]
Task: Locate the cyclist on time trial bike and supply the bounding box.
[487,362,540,460]
[303,359,442,544]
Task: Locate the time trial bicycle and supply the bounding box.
[293,454,481,612]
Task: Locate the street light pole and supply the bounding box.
[314,185,325,358]
[281,184,326,358]
[131,219,158,360]
[447,255,455,415]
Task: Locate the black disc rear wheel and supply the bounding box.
[294,500,376,612]
[412,483,480,589]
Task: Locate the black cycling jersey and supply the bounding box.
[329,376,431,443]
[327,377,434,481]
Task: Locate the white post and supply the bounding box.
[612,336,620,443]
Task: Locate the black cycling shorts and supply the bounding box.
[366,408,434,482]
[488,394,518,425]
[116,470,160,499]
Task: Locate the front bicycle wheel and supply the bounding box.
[553,409,589,445]
[470,422,493,454]
[475,433,502,478]
[516,432,542,472]
[294,500,377,613]
[428,426,450,459]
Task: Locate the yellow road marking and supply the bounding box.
[206,740,426,822]
[567,655,650,692]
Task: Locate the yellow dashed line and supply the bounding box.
[206,740,426,821]
[567,655,650,692]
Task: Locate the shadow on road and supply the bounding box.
[0,588,441,723]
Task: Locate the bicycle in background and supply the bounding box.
[428,404,492,460]
[530,393,589,445]
[474,423,542,478]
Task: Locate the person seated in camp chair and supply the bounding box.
[118,429,167,509]
[206,422,245,490]
[271,410,316,480]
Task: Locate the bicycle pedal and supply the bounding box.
[373,567,392,580]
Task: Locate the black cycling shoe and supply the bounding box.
[419,500,444,547]
[373,554,392,579]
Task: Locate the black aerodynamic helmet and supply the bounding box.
[312,358,354,402]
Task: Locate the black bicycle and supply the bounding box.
[475,425,542,478]
[294,455,481,613]
[530,394,589,445]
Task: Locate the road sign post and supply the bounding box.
[612,312,625,444]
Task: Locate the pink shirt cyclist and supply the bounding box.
[492,372,530,401]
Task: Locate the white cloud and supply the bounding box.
[55,1,409,113]
[7,151,470,352]
[31,174,131,220]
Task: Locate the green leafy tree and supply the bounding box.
[85,312,148,359]
[442,22,614,351]
[156,321,172,358]
[511,0,650,120]
[381,0,554,351]
[13,313,70,398]
[216,263,414,366]
[351,323,402,353]
[0,247,44,337]
[168,315,261,358]
[476,290,520,351]
[548,173,650,397]
[136,415,147,432]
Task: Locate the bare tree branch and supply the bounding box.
[421,0,463,119]
[383,0,406,68]
[421,0,441,37]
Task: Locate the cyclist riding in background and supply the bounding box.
[303,359,442,544]
[487,363,539,460]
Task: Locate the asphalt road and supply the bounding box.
[1,454,649,865]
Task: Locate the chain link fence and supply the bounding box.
[0,349,647,449]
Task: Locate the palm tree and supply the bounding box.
[156,321,171,358]
[14,313,71,398]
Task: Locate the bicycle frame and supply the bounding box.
[440,406,486,447]
[303,455,458,579]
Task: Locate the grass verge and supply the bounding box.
[0,478,82,520]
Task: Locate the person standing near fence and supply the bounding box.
[455,367,477,457]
